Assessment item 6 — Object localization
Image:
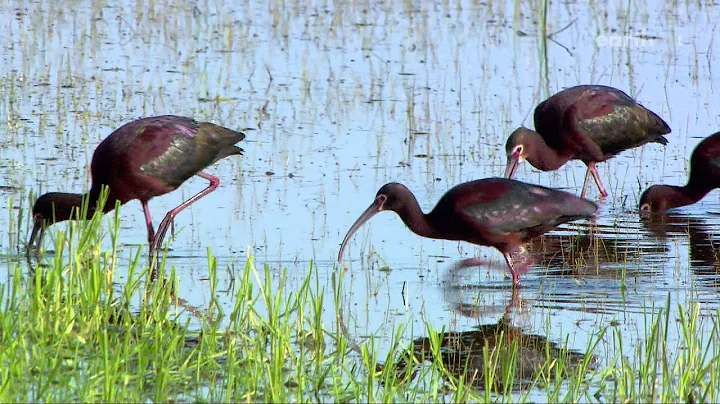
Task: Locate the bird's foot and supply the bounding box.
[504,250,534,288]
[511,271,522,288]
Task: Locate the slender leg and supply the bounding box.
[141,200,156,246]
[503,252,521,288]
[26,226,45,262]
[149,172,220,280]
[582,162,608,198]
[142,200,159,272]
[35,227,44,261]
[589,162,608,197]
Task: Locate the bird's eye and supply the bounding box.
[377,194,388,207]
[640,203,650,211]
[515,145,523,154]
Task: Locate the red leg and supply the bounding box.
[142,200,161,273]
[141,200,155,247]
[589,162,608,197]
[503,252,521,288]
[150,172,220,261]
[582,161,608,198]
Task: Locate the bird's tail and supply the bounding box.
[642,107,672,138]
[199,122,248,147]
[198,123,251,159]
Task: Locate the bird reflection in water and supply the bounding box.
[374,259,595,392]
[525,221,667,280]
[441,257,527,317]
[443,218,668,289]
[400,317,594,391]
[640,212,720,287]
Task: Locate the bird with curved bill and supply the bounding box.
[504,85,671,198]
[28,115,249,281]
[640,131,720,213]
[338,178,598,288]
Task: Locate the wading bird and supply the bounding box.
[338,178,597,287]
[504,85,670,198]
[640,131,720,213]
[28,115,247,280]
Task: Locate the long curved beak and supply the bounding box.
[504,151,521,179]
[337,196,384,263]
[26,217,45,261]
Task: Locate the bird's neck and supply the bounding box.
[662,185,707,210]
[524,130,571,171]
[395,197,438,239]
[42,192,100,224]
[88,187,121,213]
[683,176,716,205]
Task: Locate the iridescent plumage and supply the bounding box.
[338,178,597,287]
[29,115,247,279]
[505,85,671,198]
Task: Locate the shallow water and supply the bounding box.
[1,0,720,400]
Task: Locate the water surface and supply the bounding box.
[1,0,719,399]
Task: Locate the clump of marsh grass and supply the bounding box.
[4,198,720,402]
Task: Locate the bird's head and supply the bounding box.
[337,182,412,263]
[373,182,412,214]
[28,192,85,257]
[504,127,535,179]
[31,192,81,225]
[639,185,675,214]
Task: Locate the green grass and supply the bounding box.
[1,210,720,402]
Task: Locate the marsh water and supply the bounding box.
[1,0,720,399]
